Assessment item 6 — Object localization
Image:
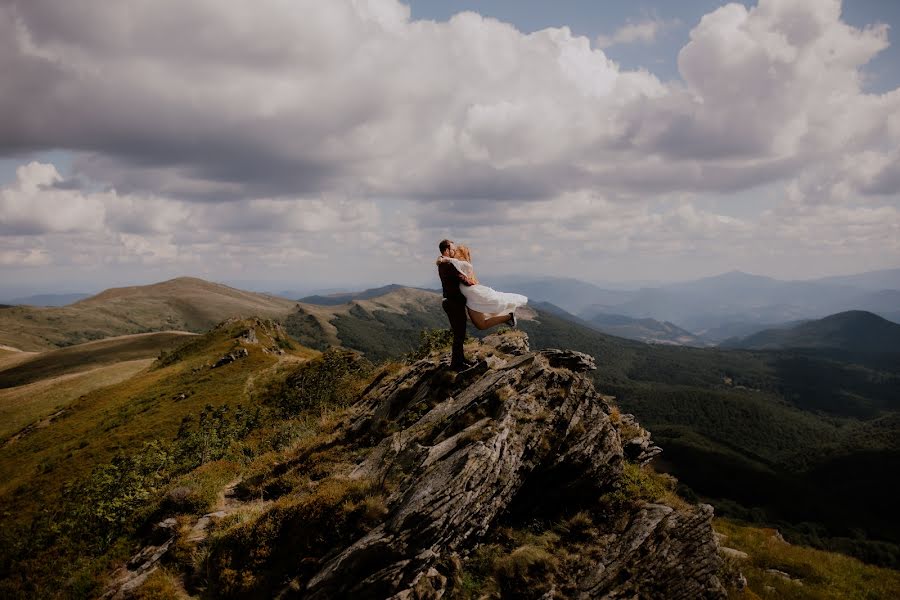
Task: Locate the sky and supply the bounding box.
[1,0,899,296]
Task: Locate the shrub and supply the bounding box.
[405,328,456,362]
[268,349,372,417]
[598,462,675,516]
[493,545,559,598]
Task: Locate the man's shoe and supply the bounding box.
[509,312,517,327]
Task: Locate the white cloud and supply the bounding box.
[0,0,898,283]
[0,162,105,234]
[596,16,680,49]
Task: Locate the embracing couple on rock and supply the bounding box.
[436,238,528,371]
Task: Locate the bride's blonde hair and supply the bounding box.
[456,245,478,284]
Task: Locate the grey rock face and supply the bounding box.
[297,332,725,599]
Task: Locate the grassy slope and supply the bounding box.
[0,359,152,441]
[0,319,315,527]
[716,518,900,599]
[0,277,297,351]
[0,331,197,389]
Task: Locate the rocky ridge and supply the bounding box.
[108,330,726,598]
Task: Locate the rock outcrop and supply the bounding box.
[286,331,726,599]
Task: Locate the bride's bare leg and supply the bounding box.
[468,308,513,330]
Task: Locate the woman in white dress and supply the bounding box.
[437,245,528,330]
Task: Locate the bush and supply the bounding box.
[493,545,559,598]
[405,328,456,362]
[268,349,372,417]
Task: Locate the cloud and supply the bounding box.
[1,0,894,206]
[0,0,898,283]
[596,16,680,49]
[0,162,105,234]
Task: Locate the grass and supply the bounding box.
[0,358,153,440]
[0,331,195,389]
[0,318,394,598]
[0,320,298,527]
[716,518,900,599]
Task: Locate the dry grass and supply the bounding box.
[0,348,38,370]
[0,321,289,523]
[0,331,194,388]
[0,358,154,440]
[716,518,900,599]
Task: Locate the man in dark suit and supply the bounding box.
[437,239,476,370]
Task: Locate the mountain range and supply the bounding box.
[1,276,899,577]
[492,268,900,343]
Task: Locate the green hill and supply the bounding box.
[0,318,316,597]
[723,310,900,353]
[0,277,297,351]
[0,332,198,441]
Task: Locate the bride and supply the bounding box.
[437,245,528,330]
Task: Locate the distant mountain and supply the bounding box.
[7,293,90,307]
[488,276,632,315]
[0,277,296,351]
[812,267,900,291]
[722,311,900,353]
[298,283,409,305]
[693,319,807,345]
[579,309,705,346]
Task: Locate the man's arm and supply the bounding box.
[438,257,475,286]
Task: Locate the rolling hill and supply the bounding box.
[0,332,200,441]
[722,311,900,353]
[0,277,297,351]
[0,318,317,597]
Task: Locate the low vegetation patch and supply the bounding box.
[716,518,900,599]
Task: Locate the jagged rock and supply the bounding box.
[291,332,725,599]
[482,330,531,355]
[539,348,597,372]
[577,503,723,599]
[212,346,249,368]
[618,412,663,465]
[240,327,259,344]
[104,536,175,599]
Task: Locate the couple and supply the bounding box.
[436,239,528,371]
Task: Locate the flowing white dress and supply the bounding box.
[446,258,528,317]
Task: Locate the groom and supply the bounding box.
[437,239,476,370]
